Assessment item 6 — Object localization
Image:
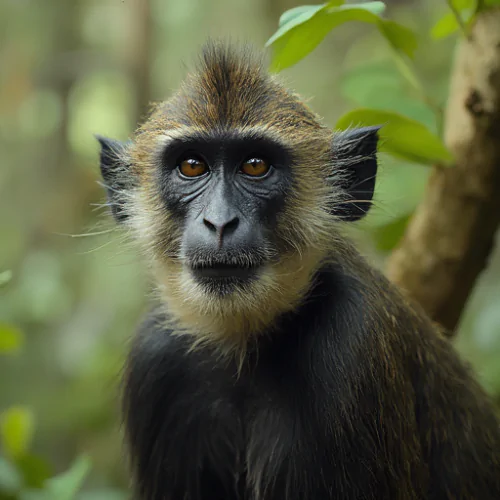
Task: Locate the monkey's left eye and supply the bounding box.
[178,157,208,178]
[240,158,271,178]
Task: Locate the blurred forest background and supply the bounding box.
[1,0,500,497]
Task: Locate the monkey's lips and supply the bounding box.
[188,261,262,287]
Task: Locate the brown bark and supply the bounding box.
[386,8,500,334]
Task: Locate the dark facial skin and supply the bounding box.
[157,130,293,292]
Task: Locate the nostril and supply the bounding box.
[203,216,240,236]
[203,218,217,232]
[224,217,239,234]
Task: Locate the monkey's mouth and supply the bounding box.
[190,261,261,281]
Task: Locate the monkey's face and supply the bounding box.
[97,43,379,354]
[123,124,333,347]
[155,130,293,295]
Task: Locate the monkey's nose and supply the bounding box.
[203,216,240,242]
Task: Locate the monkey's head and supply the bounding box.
[98,41,379,356]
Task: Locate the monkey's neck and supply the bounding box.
[157,244,383,365]
[153,246,328,358]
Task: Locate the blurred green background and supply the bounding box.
[1,0,500,497]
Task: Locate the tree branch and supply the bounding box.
[386,8,500,334]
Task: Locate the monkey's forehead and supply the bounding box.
[141,42,325,134]
[146,82,321,134]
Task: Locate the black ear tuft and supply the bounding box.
[331,126,381,221]
[96,135,132,223]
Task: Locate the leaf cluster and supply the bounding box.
[265,0,498,248]
[0,276,126,500]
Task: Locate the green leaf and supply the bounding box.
[0,457,23,495]
[390,50,422,92]
[266,3,338,72]
[0,271,12,288]
[16,454,53,489]
[0,324,24,355]
[431,11,460,39]
[277,1,343,28]
[451,0,475,9]
[350,1,385,15]
[269,2,329,44]
[335,108,453,165]
[278,6,317,28]
[44,456,91,500]
[0,407,35,459]
[267,2,417,72]
[379,20,418,58]
[431,6,477,39]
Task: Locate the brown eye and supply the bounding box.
[178,158,208,178]
[241,158,270,177]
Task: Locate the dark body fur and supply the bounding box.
[123,253,500,499]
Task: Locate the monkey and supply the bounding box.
[97,41,500,499]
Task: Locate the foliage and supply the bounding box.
[0,275,125,500]
[0,325,24,356]
[267,2,417,71]
[0,329,126,500]
[266,0,498,250]
[335,108,452,165]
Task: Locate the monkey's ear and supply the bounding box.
[96,135,132,223]
[331,126,380,221]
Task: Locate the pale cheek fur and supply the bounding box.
[148,245,326,360]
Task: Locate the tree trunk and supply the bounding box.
[386,8,500,335]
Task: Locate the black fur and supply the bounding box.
[96,135,132,223]
[332,126,380,221]
[123,258,500,499]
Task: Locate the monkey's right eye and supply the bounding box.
[178,157,208,178]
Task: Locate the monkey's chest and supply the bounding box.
[128,328,407,499]
[167,379,306,500]
[164,373,391,500]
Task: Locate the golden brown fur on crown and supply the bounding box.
[124,41,352,360]
[134,40,324,139]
